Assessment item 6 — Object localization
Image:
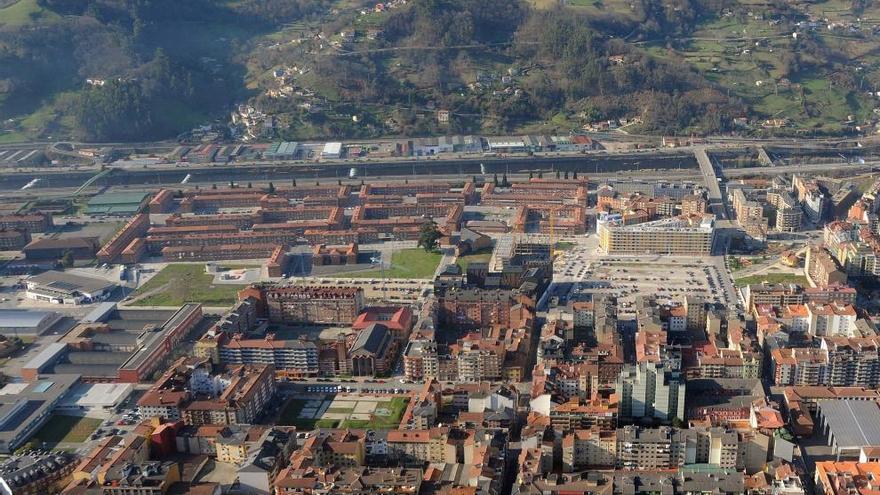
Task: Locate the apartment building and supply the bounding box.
[385,428,456,464]
[562,429,616,471]
[767,189,802,232]
[807,302,857,337]
[138,358,275,427]
[182,364,276,426]
[633,427,751,472]
[805,245,848,288]
[615,361,686,422]
[275,467,423,495]
[597,214,715,255]
[0,212,52,232]
[481,179,589,207]
[615,426,690,470]
[793,175,827,223]
[771,348,829,386]
[97,213,150,263]
[0,228,30,250]
[821,336,880,388]
[815,462,880,495]
[511,205,588,235]
[436,287,532,331]
[297,430,366,467]
[453,335,504,382]
[695,348,762,380]
[742,283,804,312]
[681,194,708,216]
[549,397,619,432]
[732,188,765,224]
[256,285,365,325]
[403,340,439,381]
[218,335,320,378]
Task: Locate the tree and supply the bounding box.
[61,251,74,268]
[212,183,217,189]
[247,182,252,188]
[564,170,569,179]
[493,173,499,186]
[529,171,534,179]
[292,178,297,187]
[229,180,235,188]
[671,417,686,428]
[418,220,442,252]
[501,172,510,187]
[338,179,342,186]
[538,171,543,178]
[573,171,578,179]
[267,182,276,194]
[555,170,561,179]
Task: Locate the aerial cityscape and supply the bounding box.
[6,0,880,495]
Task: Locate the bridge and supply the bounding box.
[756,147,774,167]
[72,168,112,197]
[694,147,729,220]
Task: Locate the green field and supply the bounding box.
[344,249,442,279]
[32,415,101,446]
[278,396,409,430]
[339,397,409,429]
[734,272,809,287]
[0,0,59,27]
[131,263,245,307]
[278,399,324,429]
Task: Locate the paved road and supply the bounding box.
[694,147,729,220]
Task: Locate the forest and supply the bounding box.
[0,0,875,141]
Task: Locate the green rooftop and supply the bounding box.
[86,191,150,215]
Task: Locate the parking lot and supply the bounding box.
[552,235,740,314]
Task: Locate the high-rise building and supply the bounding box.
[615,361,686,422]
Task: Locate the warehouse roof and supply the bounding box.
[87,191,150,205]
[27,270,116,295]
[818,399,880,449]
[86,191,150,215]
[0,309,58,329]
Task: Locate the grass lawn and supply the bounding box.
[339,397,409,429]
[455,248,493,271]
[734,272,809,287]
[132,263,245,307]
[0,0,60,28]
[279,396,409,430]
[32,415,101,446]
[278,398,316,429]
[345,249,441,279]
